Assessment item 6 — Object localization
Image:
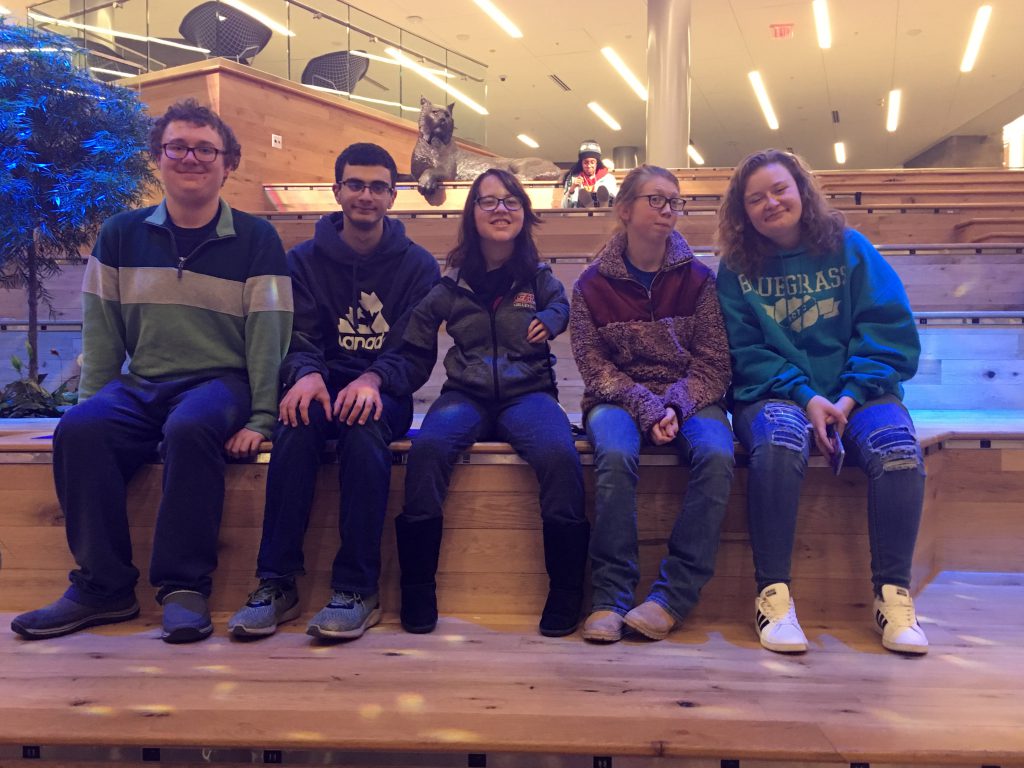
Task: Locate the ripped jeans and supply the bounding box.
[732,395,925,594]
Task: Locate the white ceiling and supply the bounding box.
[365,0,1024,169]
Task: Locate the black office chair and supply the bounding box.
[300,51,370,94]
[179,2,273,65]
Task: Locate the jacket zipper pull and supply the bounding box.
[177,257,185,279]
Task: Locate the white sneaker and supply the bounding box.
[874,584,929,655]
[755,582,808,653]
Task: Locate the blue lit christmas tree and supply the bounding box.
[0,22,154,385]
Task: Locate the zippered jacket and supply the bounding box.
[571,230,731,433]
[279,212,440,395]
[80,199,293,437]
[716,227,920,407]
[380,263,568,402]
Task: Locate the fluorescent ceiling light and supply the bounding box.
[960,5,992,72]
[834,141,846,164]
[29,12,210,53]
[220,0,294,37]
[687,144,705,166]
[472,0,522,38]
[886,88,901,132]
[747,71,779,130]
[349,50,454,78]
[303,84,419,114]
[385,46,488,115]
[600,47,647,101]
[587,101,621,131]
[91,66,137,77]
[812,0,831,49]
[0,6,12,15]
[516,134,539,149]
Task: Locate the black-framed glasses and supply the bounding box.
[161,143,224,163]
[638,194,687,212]
[339,179,394,196]
[476,195,522,212]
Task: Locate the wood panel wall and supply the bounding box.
[125,59,496,213]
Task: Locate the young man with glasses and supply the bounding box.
[11,99,293,643]
[228,143,439,640]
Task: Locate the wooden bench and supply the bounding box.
[2,412,1022,631]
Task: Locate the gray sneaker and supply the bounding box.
[228,580,300,638]
[11,594,139,640]
[306,592,381,640]
[161,590,213,644]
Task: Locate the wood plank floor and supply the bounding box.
[0,572,1021,766]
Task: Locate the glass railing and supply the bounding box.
[25,0,489,144]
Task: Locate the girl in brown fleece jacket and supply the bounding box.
[570,164,734,643]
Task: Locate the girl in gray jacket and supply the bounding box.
[393,169,588,639]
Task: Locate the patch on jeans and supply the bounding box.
[763,400,810,451]
[867,424,922,472]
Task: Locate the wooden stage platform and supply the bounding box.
[1,412,1023,766]
[0,572,1022,767]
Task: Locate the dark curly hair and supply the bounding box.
[148,98,242,171]
[716,149,845,277]
[447,168,542,287]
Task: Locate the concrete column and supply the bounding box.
[646,0,692,168]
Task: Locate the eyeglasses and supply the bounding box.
[339,179,394,196]
[476,195,523,212]
[637,194,687,212]
[161,143,224,163]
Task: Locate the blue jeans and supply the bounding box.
[256,391,412,595]
[732,396,926,593]
[403,389,585,526]
[55,373,252,605]
[585,403,735,622]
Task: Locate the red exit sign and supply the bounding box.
[769,23,795,39]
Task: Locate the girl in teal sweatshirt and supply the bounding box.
[716,149,929,656]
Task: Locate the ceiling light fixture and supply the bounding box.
[303,84,419,114]
[385,46,488,115]
[28,12,210,53]
[516,134,539,149]
[886,88,901,132]
[960,4,992,72]
[586,101,621,131]
[812,0,831,49]
[220,0,294,37]
[348,50,454,78]
[834,141,846,164]
[687,144,705,166]
[748,71,779,130]
[600,47,647,101]
[90,66,136,77]
[0,6,12,16]
[472,0,523,39]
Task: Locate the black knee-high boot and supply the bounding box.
[395,516,444,633]
[539,520,591,637]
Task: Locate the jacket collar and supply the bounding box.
[594,229,694,279]
[145,198,235,238]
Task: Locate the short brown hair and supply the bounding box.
[148,98,242,171]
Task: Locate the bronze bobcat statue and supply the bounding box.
[411,97,562,202]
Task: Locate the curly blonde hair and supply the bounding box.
[716,149,845,277]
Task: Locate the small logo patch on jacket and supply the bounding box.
[512,291,537,310]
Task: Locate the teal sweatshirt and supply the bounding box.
[716,228,919,408]
[80,200,293,437]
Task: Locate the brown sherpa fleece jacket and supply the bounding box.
[570,230,732,434]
